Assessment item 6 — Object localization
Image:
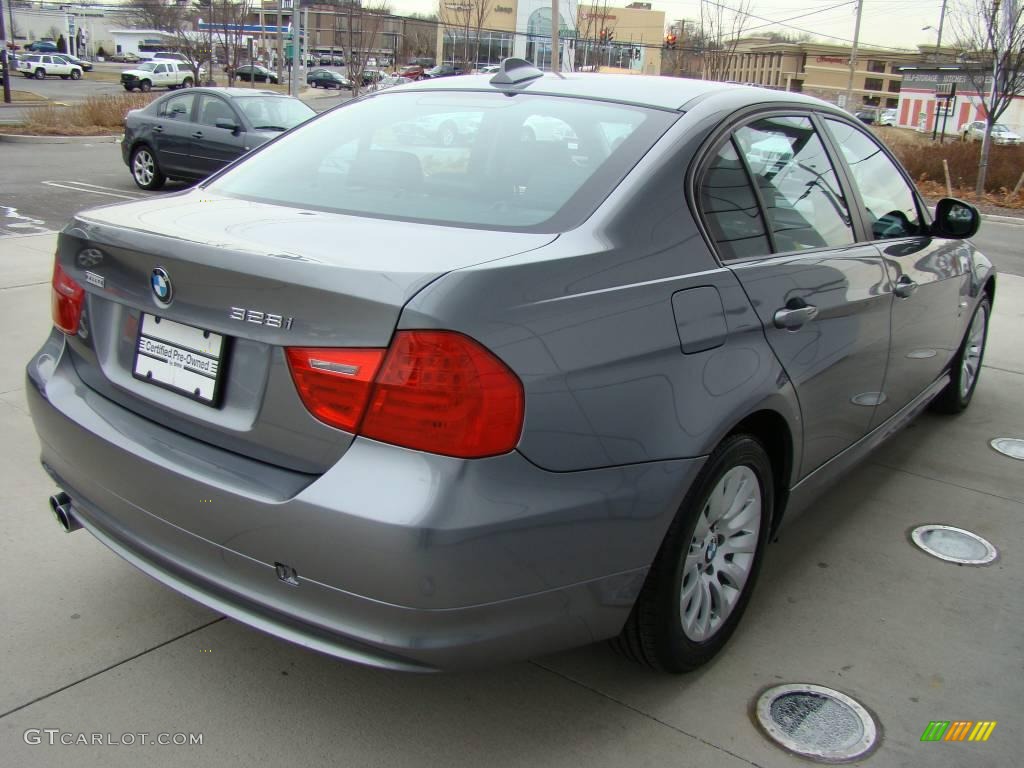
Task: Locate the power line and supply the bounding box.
[744,1,858,33]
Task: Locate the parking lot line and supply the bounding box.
[40,181,143,200]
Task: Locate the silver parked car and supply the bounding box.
[28,60,995,673]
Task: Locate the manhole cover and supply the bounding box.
[755,684,878,762]
[991,437,1024,460]
[911,525,997,565]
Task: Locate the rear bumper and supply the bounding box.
[26,331,701,670]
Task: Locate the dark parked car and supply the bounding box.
[121,87,314,189]
[31,61,994,674]
[423,63,464,78]
[26,40,58,53]
[307,68,352,89]
[53,53,94,72]
[235,64,279,84]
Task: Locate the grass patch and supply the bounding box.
[11,92,155,135]
[877,127,1024,208]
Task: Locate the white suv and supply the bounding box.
[120,61,196,92]
[17,53,83,80]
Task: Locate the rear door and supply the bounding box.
[699,113,893,478]
[822,117,968,426]
[150,91,199,176]
[190,94,249,176]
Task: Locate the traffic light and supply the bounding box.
[606,28,615,43]
[599,29,607,42]
[664,34,677,49]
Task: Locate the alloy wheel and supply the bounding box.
[133,150,155,186]
[680,465,762,642]
[960,304,987,398]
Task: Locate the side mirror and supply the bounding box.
[215,117,240,134]
[932,197,980,239]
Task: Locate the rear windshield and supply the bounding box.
[206,90,674,232]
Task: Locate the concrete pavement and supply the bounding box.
[0,233,1021,767]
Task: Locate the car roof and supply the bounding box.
[395,72,836,112]
[156,87,288,99]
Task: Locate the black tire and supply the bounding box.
[182,77,193,87]
[130,145,166,191]
[70,69,81,80]
[34,68,46,80]
[139,79,151,92]
[612,434,774,673]
[123,84,135,91]
[931,296,991,414]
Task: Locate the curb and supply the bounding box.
[981,213,1024,226]
[0,133,119,144]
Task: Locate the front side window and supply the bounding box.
[824,119,923,240]
[734,116,855,253]
[207,91,671,231]
[196,96,237,127]
[699,140,771,261]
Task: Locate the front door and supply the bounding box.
[821,118,968,426]
[700,114,893,478]
[190,95,249,176]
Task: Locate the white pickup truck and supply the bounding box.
[120,61,196,92]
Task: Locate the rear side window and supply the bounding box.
[823,119,923,240]
[699,140,771,261]
[206,91,673,232]
[160,93,195,119]
[734,116,855,253]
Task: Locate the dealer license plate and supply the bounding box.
[133,314,226,405]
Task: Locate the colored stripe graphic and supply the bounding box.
[944,721,973,741]
[921,721,950,741]
[968,722,997,742]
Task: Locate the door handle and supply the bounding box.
[773,304,818,330]
[152,125,164,133]
[894,277,918,298]
[191,131,203,139]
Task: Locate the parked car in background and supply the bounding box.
[398,64,426,80]
[121,87,314,189]
[424,63,464,78]
[307,68,352,89]
[17,53,83,80]
[367,74,411,92]
[877,108,897,126]
[121,61,196,91]
[360,69,386,87]
[960,120,1023,145]
[854,109,876,125]
[235,64,279,84]
[26,40,58,53]
[108,52,141,64]
[52,53,93,72]
[476,64,501,74]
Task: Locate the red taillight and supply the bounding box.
[52,262,85,335]
[285,347,386,433]
[287,331,524,459]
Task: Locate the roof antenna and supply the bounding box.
[489,58,544,87]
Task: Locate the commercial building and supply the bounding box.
[436,0,664,74]
[896,66,1024,136]
[706,37,936,110]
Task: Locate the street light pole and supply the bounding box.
[935,0,948,61]
[0,0,11,104]
[843,0,864,111]
[551,0,559,73]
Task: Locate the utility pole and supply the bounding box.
[276,0,284,83]
[935,0,948,60]
[551,0,559,73]
[843,0,864,111]
[290,1,301,96]
[0,0,10,104]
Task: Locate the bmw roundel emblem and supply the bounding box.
[151,267,173,306]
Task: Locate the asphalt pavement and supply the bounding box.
[0,140,1022,768]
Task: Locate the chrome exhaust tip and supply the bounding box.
[49,492,81,533]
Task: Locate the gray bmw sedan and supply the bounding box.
[28,60,995,673]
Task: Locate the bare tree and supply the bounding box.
[570,1,616,71]
[950,0,1024,196]
[173,4,215,84]
[403,15,439,62]
[214,0,254,86]
[125,0,188,32]
[346,2,392,96]
[444,0,492,68]
[696,0,754,82]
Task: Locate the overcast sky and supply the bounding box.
[388,0,951,52]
